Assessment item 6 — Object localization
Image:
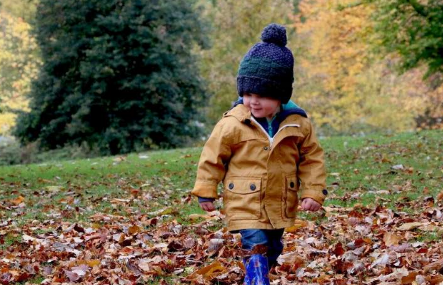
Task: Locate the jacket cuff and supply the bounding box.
[300,187,328,205]
[198,197,216,203]
[191,180,218,199]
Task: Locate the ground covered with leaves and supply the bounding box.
[0,130,442,284]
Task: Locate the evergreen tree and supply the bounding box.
[15,0,209,154]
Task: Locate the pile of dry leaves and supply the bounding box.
[1,192,442,284]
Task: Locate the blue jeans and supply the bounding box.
[240,229,284,267]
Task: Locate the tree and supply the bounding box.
[292,0,435,134]
[15,0,209,154]
[0,8,40,134]
[0,0,38,22]
[293,0,377,133]
[197,0,295,124]
[373,0,443,78]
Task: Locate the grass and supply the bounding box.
[0,232,22,250]
[0,147,205,224]
[0,130,441,227]
[322,130,442,209]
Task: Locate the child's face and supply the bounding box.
[243,93,281,120]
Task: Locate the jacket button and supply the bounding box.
[250,184,256,191]
[322,189,328,195]
[264,146,269,150]
[290,182,295,188]
[229,183,234,189]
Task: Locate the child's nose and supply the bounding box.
[250,96,259,104]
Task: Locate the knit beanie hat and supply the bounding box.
[237,23,294,104]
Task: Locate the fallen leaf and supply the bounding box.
[138,259,151,272]
[332,242,345,256]
[113,156,126,162]
[401,271,418,284]
[128,225,140,235]
[87,260,101,267]
[64,270,80,282]
[424,259,443,273]
[285,220,308,233]
[392,164,404,170]
[71,264,89,276]
[10,196,24,205]
[188,214,207,220]
[397,222,423,231]
[383,232,402,246]
[208,238,224,252]
[46,186,62,192]
[371,253,390,268]
[188,261,227,281]
[426,275,443,285]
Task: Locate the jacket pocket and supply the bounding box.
[224,177,261,220]
[284,174,299,218]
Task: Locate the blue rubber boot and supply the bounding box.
[243,254,270,285]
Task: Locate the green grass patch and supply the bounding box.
[0,130,441,225]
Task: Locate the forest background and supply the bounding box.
[0,0,442,162]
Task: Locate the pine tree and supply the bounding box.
[15,0,209,154]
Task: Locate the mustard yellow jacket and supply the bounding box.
[192,104,327,231]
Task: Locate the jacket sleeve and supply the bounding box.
[297,121,327,205]
[191,121,232,199]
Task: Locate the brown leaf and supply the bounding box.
[15,272,31,282]
[332,242,345,256]
[73,224,85,233]
[424,259,443,273]
[401,271,418,284]
[285,220,308,233]
[333,260,353,274]
[397,222,423,231]
[10,196,24,205]
[168,240,184,252]
[383,232,402,246]
[138,260,151,273]
[188,261,227,281]
[277,252,305,269]
[128,225,140,235]
[427,275,443,285]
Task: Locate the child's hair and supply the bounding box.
[237,23,295,104]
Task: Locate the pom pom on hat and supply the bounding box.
[261,23,287,47]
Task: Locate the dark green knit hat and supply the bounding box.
[237,23,294,103]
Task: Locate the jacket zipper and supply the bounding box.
[250,117,300,147]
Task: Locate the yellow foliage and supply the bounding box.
[293,0,375,131]
[0,11,40,135]
[197,0,295,124]
[292,0,440,133]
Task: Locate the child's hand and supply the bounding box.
[200,201,216,212]
[301,198,321,211]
